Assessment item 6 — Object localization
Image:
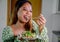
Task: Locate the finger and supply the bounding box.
[40,15,46,21]
[39,14,43,17]
[40,16,46,23]
[39,14,42,16]
[39,21,45,27]
[39,18,46,24]
[37,20,41,25]
[40,21,43,25]
[39,14,45,20]
[37,19,43,25]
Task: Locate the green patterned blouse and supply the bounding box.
[2,20,49,42]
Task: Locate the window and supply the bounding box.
[58,0,60,11]
[53,0,60,14]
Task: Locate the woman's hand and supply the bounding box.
[36,14,46,33]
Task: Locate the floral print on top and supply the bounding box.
[2,20,49,42]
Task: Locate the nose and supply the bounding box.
[26,11,32,18]
[26,11,30,15]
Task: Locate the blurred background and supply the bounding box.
[0,0,60,42]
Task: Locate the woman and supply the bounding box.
[2,0,49,42]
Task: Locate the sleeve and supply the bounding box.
[40,27,49,42]
[2,26,21,42]
[32,20,39,34]
[32,20,49,42]
[2,26,14,42]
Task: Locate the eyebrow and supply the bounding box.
[23,6,32,11]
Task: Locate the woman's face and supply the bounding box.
[17,2,32,23]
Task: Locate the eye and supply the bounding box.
[30,10,32,13]
[23,9,26,11]
[23,8,27,11]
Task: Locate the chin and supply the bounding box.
[20,20,29,23]
[23,19,29,23]
[23,20,29,23]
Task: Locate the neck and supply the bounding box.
[15,21,25,29]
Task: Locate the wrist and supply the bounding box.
[39,25,44,33]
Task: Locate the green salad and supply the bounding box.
[22,31,36,38]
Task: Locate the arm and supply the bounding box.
[32,20,49,42]
[36,14,49,42]
[2,26,14,42]
[40,27,49,42]
[2,26,21,42]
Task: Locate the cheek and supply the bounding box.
[30,13,32,17]
[17,11,24,17]
[17,12,22,19]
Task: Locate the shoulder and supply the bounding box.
[2,26,12,32]
[2,26,14,40]
[2,26,13,35]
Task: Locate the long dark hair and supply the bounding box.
[11,0,33,31]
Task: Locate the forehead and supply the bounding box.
[21,2,32,9]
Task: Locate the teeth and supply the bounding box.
[25,16,29,21]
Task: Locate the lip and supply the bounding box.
[23,15,29,21]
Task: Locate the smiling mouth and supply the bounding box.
[24,16,29,21]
